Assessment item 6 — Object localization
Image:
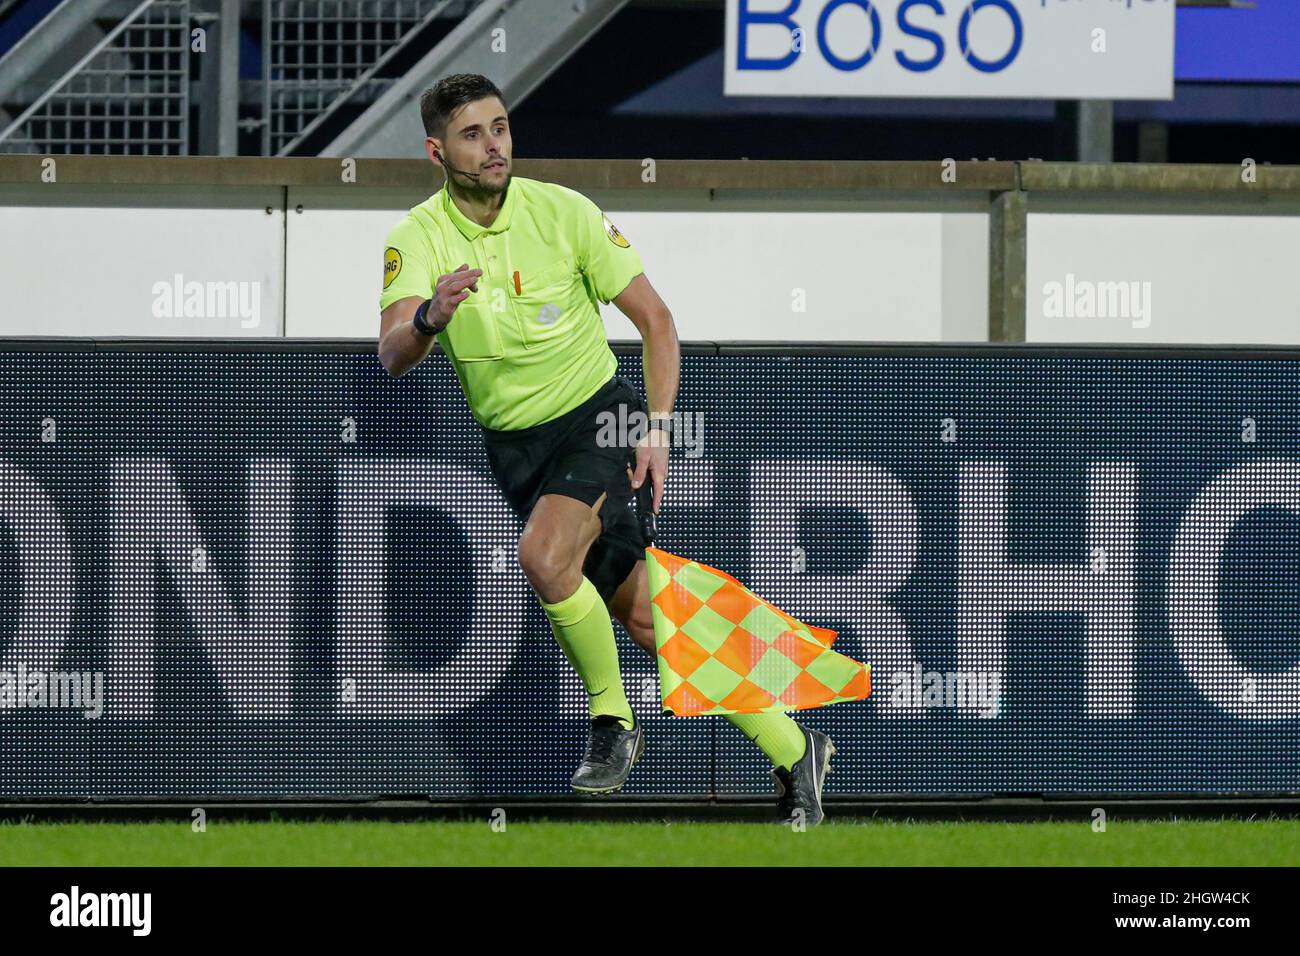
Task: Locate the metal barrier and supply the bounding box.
[261,0,478,156]
[0,0,191,155]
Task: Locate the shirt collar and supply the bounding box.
[441,176,516,241]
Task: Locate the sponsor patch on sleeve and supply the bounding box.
[383,247,403,289]
[603,214,631,249]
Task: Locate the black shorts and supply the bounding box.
[480,373,648,605]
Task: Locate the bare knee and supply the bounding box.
[518,493,605,605]
[517,534,582,604]
[602,559,657,656]
[622,608,656,656]
[611,579,656,655]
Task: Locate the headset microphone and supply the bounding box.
[435,149,487,180]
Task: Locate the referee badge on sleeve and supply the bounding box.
[383,247,402,289]
[603,214,631,248]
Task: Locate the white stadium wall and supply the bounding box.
[283,187,989,342]
[0,184,285,337]
[2,181,989,342]
[2,181,1299,344]
[1027,212,1300,345]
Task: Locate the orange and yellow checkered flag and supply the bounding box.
[645,546,871,717]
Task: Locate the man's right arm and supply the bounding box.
[377,223,445,378]
[378,263,483,377]
[379,296,437,378]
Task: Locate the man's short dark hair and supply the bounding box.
[420,74,508,141]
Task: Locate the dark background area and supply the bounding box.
[0,0,1296,162]
[511,3,1300,164]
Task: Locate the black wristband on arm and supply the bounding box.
[412,299,438,337]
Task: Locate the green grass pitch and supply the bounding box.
[1,817,1295,866]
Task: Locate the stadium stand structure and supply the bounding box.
[0,0,629,156]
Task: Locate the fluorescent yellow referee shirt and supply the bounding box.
[379,177,644,431]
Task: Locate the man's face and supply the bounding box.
[434,96,511,194]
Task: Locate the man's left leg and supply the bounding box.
[607,560,836,824]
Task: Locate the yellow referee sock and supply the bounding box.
[540,576,635,731]
[726,712,807,771]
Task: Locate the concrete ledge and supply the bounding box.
[0,156,1016,191]
[4,157,1300,193]
[1020,161,1300,193]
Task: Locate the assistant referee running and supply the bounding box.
[377,74,833,822]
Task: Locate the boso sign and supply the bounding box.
[725,0,1175,99]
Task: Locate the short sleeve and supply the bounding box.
[379,216,437,312]
[576,194,644,305]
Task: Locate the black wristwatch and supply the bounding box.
[649,416,674,437]
[412,299,440,337]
